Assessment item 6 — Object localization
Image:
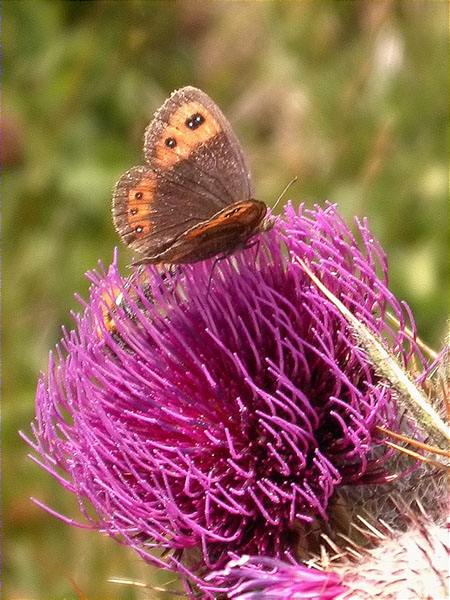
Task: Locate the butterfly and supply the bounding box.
[112,86,272,265]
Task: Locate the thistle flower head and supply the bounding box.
[28,204,427,580]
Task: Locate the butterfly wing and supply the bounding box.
[112,165,211,256]
[112,86,254,259]
[144,86,253,206]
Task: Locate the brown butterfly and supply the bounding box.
[112,86,272,265]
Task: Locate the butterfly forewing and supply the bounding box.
[144,87,253,205]
[112,86,266,264]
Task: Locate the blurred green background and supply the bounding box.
[4,1,448,599]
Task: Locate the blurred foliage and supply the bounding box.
[4,1,448,598]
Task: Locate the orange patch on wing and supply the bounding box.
[185,201,263,240]
[127,177,157,238]
[154,101,221,169]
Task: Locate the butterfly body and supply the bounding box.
[113,87,271,265]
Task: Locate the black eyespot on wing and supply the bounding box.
[135,192,143,200]
[186,113,205,130]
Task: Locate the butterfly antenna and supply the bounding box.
[271,176,298,213]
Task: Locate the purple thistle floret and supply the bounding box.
[28,204,426,582]
[208,555,347,599]
[208,517,450,599]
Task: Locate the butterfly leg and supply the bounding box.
[161,264,183,297]
[206,236,265,297]
[245,237,261,263]
[206,255,225,296]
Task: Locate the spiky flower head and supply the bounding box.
[27,204,427,583]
